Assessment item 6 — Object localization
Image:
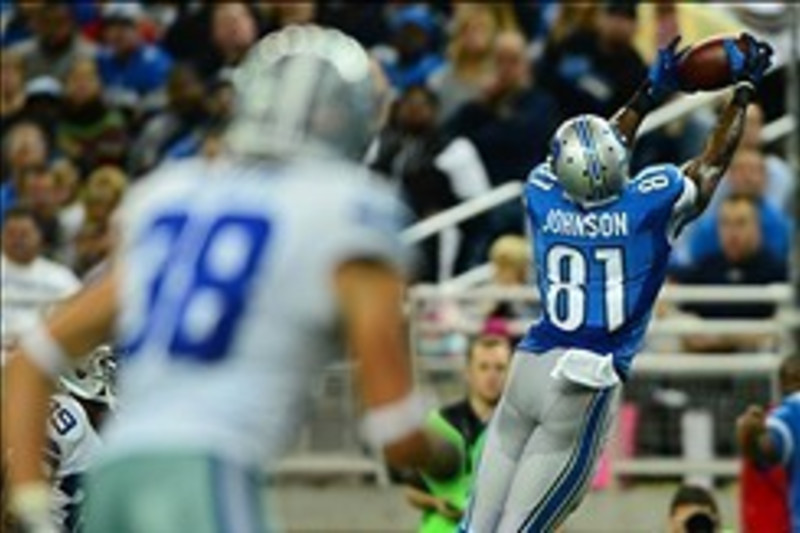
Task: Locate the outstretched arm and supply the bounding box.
[737,405,781,466]
[3,270,117,531]
[681,34,774,216]
[610,84,658,150]
[681,83,754,214]
[610,37,685,149]
[336,260,459,479]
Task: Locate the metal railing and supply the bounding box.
[408,283,795,482]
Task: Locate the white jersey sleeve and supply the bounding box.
[281,168,414,332]
[316,180,411,273]
[47,394,102,532]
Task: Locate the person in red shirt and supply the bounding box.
[739,356,798,533]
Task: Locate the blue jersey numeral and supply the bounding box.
[49,400,78,436]
[123,212,272,363]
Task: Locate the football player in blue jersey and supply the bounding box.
[460,34,774,533]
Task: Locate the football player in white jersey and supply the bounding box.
[47,346,115,533]
[4,26,456,533]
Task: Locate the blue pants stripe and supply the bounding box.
[515,389,602,530]
[520,388,611,532]
[537,391,612,531]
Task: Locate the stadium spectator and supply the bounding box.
[206,3,260,78]
[0,206,81,341]
[688,150,791,266]
[129,63,211,176]
[428,4,506,123]
[82,166,126,228]
[73,221,111,278]
[18,76,65,143]
[71,166,126,276]
[160,5,213,65]
[0,52,26,134]
[51,158,84,262]
[405,334,511,533]
[367,85,491,280]
[537,1,647,118]
[634,1,743,64]
[730,104,794,215]
[375,4,445,91]
[96,3,173,115]
[315,3,390,49]
[447,31,559,188]
[738,355,793,533]
[668,484,722,533]
[16,165,63,258]
[446,30,559,236]
[482,234,538,331]
[677,195,787,353]
[161,3,261,80]
[1,121,50,216]
[56,58,129,175]
[9,4,95,81]
[545,3,601,47]
[0,3,37,48]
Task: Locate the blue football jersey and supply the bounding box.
[518,161,697,376]
[767,393,800,532]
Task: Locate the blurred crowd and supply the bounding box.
[0,1,796,347]
[0,4,797,531]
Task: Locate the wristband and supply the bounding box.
[626,82,659,116]
[10,481,52,524]
[361,392,426,448]
[18,321,68,378]
[732,82,756,106]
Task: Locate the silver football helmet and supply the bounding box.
[225,25,388,162]
[60,345,117,407]
[549,115,629,205]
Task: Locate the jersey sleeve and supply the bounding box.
[523,163,558,226]
[633,164,698,243]
[322,182,413,274]
[767,405,795,466]
[47,396,88,469]
[294,180,414,330]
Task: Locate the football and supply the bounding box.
[676,34,750,91]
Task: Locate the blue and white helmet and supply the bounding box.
[549,115,629,205]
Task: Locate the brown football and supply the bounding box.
[676,35,750,91]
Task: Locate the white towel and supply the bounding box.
[550,348,620,389]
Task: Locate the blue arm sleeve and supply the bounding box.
[767,405,795,466]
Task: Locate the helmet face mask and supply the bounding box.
[60,345,117,408]
[225,25,385,163]
[549,115,629,206]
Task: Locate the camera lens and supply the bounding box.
[685,512,716,533]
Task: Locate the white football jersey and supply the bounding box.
[47,393,102,532]
[101,157,409,468]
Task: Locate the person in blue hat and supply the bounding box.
[377,5,445,91]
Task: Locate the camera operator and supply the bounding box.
[669,485,721,533]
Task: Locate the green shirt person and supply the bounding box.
[405,334,511,533]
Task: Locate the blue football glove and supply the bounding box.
[647,35,686,102]
[724,32,774,86]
